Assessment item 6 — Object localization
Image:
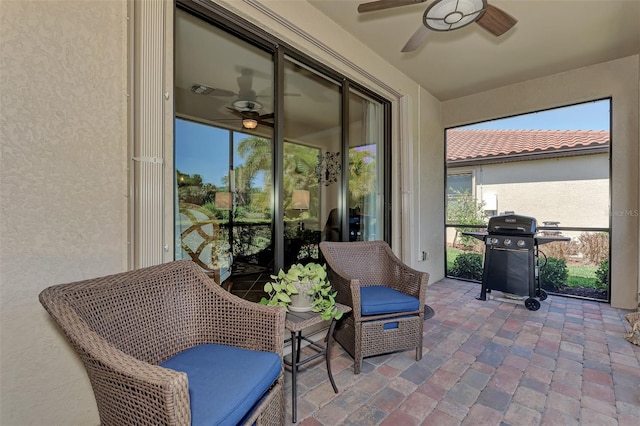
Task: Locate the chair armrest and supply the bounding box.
[41,305,192,425]
[384,248,430,304]
[90,343,192,425]
[393,260,429,300]
[195,272,286,356]
[325,263,358,314]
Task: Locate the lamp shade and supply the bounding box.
[291,190,310,210]
[215,192,232,210]
[242,118,258,129]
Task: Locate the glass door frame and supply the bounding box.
[176,0,392,272]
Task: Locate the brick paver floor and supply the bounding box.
[284,278,640,425]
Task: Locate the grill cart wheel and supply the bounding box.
[536,289,548,301]
[525,298,541,311]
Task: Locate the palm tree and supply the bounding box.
[348,148,376,207]
[236,136,273,215]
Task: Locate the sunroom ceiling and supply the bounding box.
[308,0,640,101]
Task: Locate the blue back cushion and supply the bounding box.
[360,286,420,315]
[160,344,281,426]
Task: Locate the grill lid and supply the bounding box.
[487,213,536,236]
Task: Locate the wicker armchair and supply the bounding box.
[319,241,429,374]
[39,260,285,425]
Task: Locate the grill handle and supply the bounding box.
[493,225,527,232]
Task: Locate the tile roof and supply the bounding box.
[447,129,609,163]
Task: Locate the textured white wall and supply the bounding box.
[0,0,422,424]
[417,87,445,280]
[0,1,129,424]
[442,55,640,309]
[450,154,611,228]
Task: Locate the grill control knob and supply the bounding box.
[517,240,526,247]
[491,238,499,245]
[504,239,512,246]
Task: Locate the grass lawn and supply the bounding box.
[446,247,600,288]
[564,263,598,288]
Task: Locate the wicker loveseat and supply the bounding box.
[39,260,285,425]
[319,241,429,374]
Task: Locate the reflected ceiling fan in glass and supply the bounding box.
[226,100,274,129]
[190,85,274,129]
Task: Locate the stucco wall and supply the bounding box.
[0,1,129,424]
[417,87,446,280]
[450,153,610,228]
[0,0,424,425]
[441,55,640,309]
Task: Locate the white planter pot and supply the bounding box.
[289,280,314,312]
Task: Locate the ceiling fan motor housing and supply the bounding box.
[423,0,487,32]
[232,100,262,112]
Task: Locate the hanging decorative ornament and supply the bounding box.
[316,152,341,186]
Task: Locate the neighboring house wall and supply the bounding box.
[449,153,610,228]
[441,54,640,310]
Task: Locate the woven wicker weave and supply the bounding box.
[319,241,429,374]
[39,260,285,425]
[625,312,640,345]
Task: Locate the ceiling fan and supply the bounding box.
[191,68,276,129]
[357,0,517,52]
[226,101,274,129]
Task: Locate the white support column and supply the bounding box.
[131,0,174,268]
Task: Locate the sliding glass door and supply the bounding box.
[348,89,385,242]
[282,57,341,266]
[174,9,274,283]
[174,3,391,287]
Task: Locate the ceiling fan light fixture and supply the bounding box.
[423,0,486,32]
[242,118,258,129]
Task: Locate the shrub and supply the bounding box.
[450,252,484,281]
[541,239,579,260]
[595,259,609,291]
[539,257,568,292]
[578,232,609,265]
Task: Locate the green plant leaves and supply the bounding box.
[259,262,342,319]
[277,293,292,303]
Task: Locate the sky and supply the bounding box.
[176,119,240,186]
[459,99,610,131]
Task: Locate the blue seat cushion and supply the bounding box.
[160,343,281,426]
[360,286,420,315]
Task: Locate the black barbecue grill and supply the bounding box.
[463,213,570,311]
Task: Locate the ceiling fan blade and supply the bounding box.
[191,84,237,97]
[226,107,245,119]
[476,3,517,36]
[258,112,274,120]
[358,0,426,14]
[257,120,274,128]
[401,25,431,52]
[209,88,236,97]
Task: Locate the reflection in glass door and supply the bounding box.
[175,5,391,288]
[174,9,274,285]
[283,57,341,266]
[348,89,385,242]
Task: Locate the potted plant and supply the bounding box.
[260,263,343,321]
